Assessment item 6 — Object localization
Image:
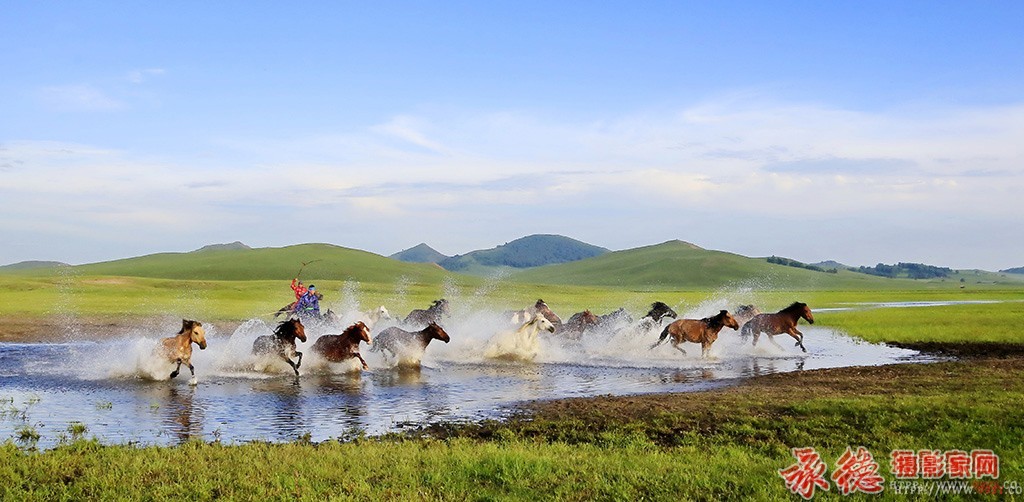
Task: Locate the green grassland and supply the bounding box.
[3,243,1024,499]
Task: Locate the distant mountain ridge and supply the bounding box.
[390,243,449,264]
[0,260,69,271]
[1001,267,1024,275]
[437,234,609,273]
[193,241,251,253]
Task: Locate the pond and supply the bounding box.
[1,305,926,449]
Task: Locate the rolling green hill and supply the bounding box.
[508,240,989,290]
[39,243,455,283]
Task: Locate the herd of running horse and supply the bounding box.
[158,298,815,382]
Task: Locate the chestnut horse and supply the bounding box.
[740,302,815,352]
[252,318,307,375]
[159,319,207,381]
[562,310,600,339]
[404,299,450,326]
[310,321,373,370]
[532,299,563,330]
[371,322,450,365]
[652,310,740,358]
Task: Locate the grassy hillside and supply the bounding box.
[510,240,1007,290]
[26,244,456,284]
[389,243,449,264]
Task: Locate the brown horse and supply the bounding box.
[740,302,815,352]
[159,319,207,381]
[252,318,307,375]
[532,299,563,331]
[371,322,450,365]
[562,310,600,339]
[652,310,740,358]
[404,299,450,326]
[310,321,374,370]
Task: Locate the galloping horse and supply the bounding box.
[371,322,450,365]
[740,302,815,352]
[634,301,679,333]
[598,307,634,327]
[158,319,207,382]
[532,299,563,331]
[652,310,740,358]
[562,310,600,339]
[484,313,556,361]
[734,304,762,326]
[404,299,450,326]
[364,305,393,328]
[310,321,373,370]
[252,318,307,375]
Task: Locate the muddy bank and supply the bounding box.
[419,349,1024,444]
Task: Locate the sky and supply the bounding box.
[2,1,1022,270]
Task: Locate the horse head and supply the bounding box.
[531,314,556,334]
[647,302,678,322]
[797,302,814,324]
[182,319,207,350]
[374,305,392,321]
[719,310,740,330]
[347,321,372,345]
[431,299,450,315]
[425,322,451,343]
[279,317,307,343]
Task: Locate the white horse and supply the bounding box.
[364,305,393,329]
[484,313,556,361]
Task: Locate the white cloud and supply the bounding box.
[127,68,166,84]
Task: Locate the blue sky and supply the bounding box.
[2,2,1022,270]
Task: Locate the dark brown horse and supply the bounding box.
[252,318,307,375]
[740,302,815,352]
[562,310,600,339]
[158,319,207,381]
[652,310,740,358]
[371,322,450,365]
[404,299,450,326]
[310,321,373,370]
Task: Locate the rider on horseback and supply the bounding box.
[292,284,321,318]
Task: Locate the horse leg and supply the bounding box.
[295,351,303,370]
[170,358,182,379]
[671,341,687,356]
[701,342,711,359]
[789,328,807,352]
[282,355,300,376]
[356,353,369,370]
[767,335,784,350]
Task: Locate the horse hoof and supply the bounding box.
[169,372,178,379]
[189,377,198,386]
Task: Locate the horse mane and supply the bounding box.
[178,319,199,334]
[702,310,729,329]
[273,319,297,337]
[779,302,807,314]
[342,321,367,338]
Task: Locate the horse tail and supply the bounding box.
[650,325,670,349]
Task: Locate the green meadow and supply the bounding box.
[2,243,1024,499]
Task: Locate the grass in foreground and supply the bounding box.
[3,356,1022,500]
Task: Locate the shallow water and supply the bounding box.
[0,303,931,449]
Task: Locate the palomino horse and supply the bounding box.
[252,318,307,375]
[562,310,600,339]
[740,302,815,352]
[371,322,450,365]
[652,310,740,358]
[484,313,556,361]
[404,299,450,326]
[159,319,207,382]
[310,321,373,370]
